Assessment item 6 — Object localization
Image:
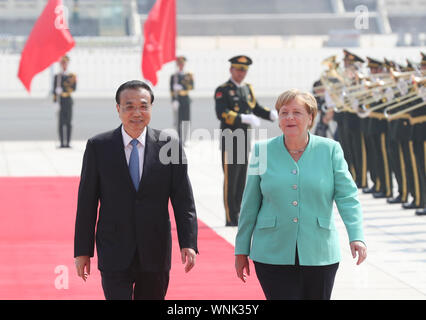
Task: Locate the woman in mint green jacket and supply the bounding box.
[235,89,367,300]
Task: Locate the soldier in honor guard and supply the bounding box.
[384,53,425,211]
[385,56,423,209]
[342,49,367,189]
[170,56,194,145]
[53,55,77,148]
[386,58,418,205]
[413,52,426,215]
[407,52,426,214]
[313,79,335,138]
[214,55,278,226]
[363,57,393,199]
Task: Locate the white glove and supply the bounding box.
[240,114,260,127]
[55,87,62,95]
[52,102,59,116]
[173,84,183,91]
[269,109,278,121]
[172,100,179,111]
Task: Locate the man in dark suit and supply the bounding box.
[74,80,198,300]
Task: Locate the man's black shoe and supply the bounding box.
[402,201,422,209]
[362,187,375,194]
[373,192,387,199]
[415,208,426,216]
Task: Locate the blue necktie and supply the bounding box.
[129,139,140,190]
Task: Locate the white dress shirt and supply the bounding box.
[121,126,146,181]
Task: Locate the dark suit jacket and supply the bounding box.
[74,125,198,272]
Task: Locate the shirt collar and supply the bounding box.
[229,77,243,88]
[121,125,147,147]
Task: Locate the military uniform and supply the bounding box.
[170,56,194,144]
[214,55,275,226]
[363,57,393,198]
[407,53,426,213]
[384,53,425,210]
[387,92,423,209]
[414,53,426,215]
[387,60,414,204]
[341,50,367,189]
[312,79,330,137]
[52,56,77,148]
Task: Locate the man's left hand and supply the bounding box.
[181,248,196,273]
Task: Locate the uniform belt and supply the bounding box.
[410,115,426,125]
[369,112,387,120]
[177,90,188,96]
[346,108,357,114]
[388,113,411,122]
[60,92,71,97]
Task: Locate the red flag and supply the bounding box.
[142,0,176,86]
[18,0,75,92]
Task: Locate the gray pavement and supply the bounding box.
[1,97,425,300]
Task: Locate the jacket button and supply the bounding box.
[293,217,298,223]
[292,184,298,190]
[292,200,298,206]
[292,169,297,175]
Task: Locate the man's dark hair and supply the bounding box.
[115,80,155,105]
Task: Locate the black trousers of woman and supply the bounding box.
[254,249,339,300]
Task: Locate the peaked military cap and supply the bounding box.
[60,55,70,62]
[405,59,416,71]
[176,56,187,63]
[229,55,252,70]
[343,49,365,64]
[322,55,336,65]
[367,57,384,69]
[321,55,339,70]
[384,58,397,70]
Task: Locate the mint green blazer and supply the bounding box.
[235,133,365,266]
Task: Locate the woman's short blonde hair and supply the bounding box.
[275,89,318,130]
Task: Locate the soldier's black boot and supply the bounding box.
[387,194,402,204]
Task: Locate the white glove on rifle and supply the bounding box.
[173,84,183,91]
[240,114,260,127]
[269,109,278,121]
[172,100,179,111]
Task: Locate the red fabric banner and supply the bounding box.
[142,0,176,86]
[17,0,75,92]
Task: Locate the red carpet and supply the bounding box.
[0,177,263,300]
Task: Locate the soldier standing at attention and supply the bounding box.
[53,55,77,148]
[214,55,278,226]
[170,56,194,145]
[341,49,366,189]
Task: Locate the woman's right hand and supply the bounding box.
[235,255,250,283]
